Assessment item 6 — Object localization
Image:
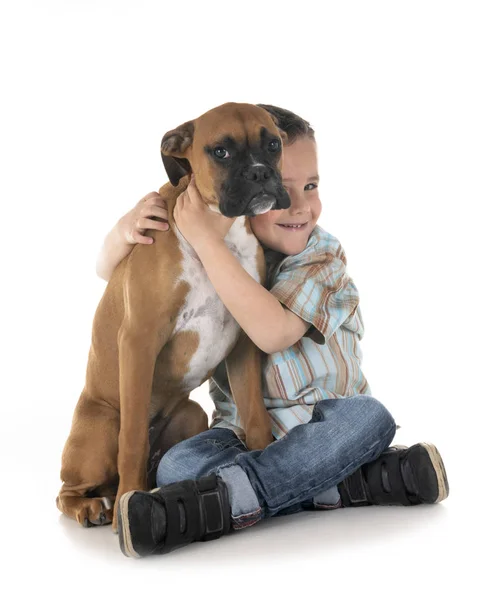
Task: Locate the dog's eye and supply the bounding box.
[214,147,230,159]
[268,139,281,152]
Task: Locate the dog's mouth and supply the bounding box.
[220,186,291,218]
[245,192,277,216]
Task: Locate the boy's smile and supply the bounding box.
[249,136,322,256]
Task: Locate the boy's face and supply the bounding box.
[249,136,322,255]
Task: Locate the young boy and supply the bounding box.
[96,105,449,559]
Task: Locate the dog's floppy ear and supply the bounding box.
[161,155,191,187]
[161,120,194,186]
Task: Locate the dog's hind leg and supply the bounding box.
[147,398,209,488]
[56,391,119,527]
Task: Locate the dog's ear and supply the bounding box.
[161,156,192,187]
[161,120,194,186]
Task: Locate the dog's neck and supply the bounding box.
[172,215,252,263]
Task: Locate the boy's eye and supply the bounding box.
[214,147,230,159]
[305,183,318,191]
[268,139,281,152]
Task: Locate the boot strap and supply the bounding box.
[197,475,231,542]
[339,469,370,506]
[154,475,230,551]
[366,450,413,506]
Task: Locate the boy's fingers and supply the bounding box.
[142,204,169,221]
[187,180,200,198]
[140,192,161,203]
[133,233,154,244]
[137,217,169,231]
[144,194,167,207]
[125,230,153,244]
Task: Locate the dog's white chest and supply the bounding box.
[172,217,260,391]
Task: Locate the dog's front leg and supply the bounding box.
[226,330,274,451]
[114,327,157,531]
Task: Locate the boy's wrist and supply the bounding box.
[194,237,226,261]
[115,218,135,247]
[96,219,135,281]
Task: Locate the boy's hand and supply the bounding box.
[117,192,169,245]
[174,177,235,253]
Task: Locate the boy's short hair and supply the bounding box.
[257,104,315,144]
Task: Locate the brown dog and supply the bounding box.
[56,102,291,531]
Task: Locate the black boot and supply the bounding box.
[117,474,231,558]
[337,443,449,507]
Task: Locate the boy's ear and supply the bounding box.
[161,120,194,186]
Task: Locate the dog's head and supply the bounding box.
[160,102,291,217]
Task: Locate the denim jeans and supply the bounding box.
[156,394,396,530]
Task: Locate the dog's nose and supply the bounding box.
[242,165,271,182]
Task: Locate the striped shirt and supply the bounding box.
[209,224,371,440]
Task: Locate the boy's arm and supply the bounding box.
[96,184,309,350]
[96,192,169,281]
[95,220,133,282]
[195,239,311,354]
[173,178,311,354]
[96,216,308,351]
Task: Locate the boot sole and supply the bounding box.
[118,488,162,558]
[118,491,140,558]
[419,443,449,503]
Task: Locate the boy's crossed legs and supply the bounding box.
[156,394,395,525]
[118,395,448,557]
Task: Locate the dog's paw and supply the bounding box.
[57,494,115,527]
[77,497,114,527]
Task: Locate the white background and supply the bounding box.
[1,0,493,597]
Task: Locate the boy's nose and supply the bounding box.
[288,192,310,213]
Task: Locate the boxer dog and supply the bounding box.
[56,102,291,531]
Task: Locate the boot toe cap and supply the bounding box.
[118,492,166,558]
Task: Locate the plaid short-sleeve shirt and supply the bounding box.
[209,224,372,440]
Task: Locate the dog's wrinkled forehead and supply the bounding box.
[194,103,281,150]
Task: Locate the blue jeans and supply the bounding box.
[156,394,396,530]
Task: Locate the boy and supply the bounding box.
[96,105,449,558]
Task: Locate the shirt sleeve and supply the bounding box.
[269,241,362,345]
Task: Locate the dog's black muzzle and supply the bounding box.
[220,164,291,218]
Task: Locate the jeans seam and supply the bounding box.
[321,423,396,491]
[232,506,262,520]
[231,507,262,530]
